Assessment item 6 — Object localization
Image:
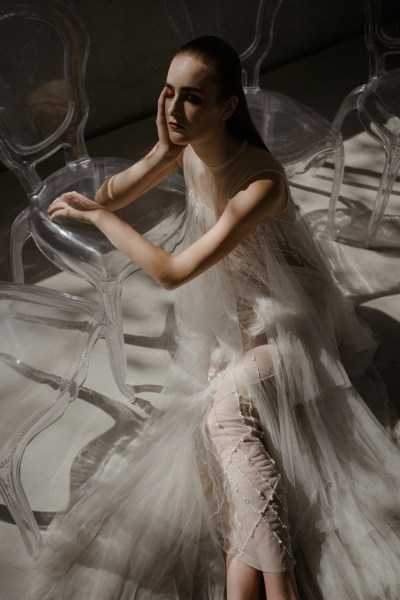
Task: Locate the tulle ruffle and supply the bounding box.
[31,145,400,599]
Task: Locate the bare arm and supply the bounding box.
[95,88,185,211]
[48,172,286,290]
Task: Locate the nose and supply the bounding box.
[168,95,182,117]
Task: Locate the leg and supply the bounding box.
[203,345,301,599]
[264,570,300,600]
[226,555,261,600]
[226,555,301,600]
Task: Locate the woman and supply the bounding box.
[35,37,399,600]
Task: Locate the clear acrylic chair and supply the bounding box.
[0,281,105,557]
[328,0,400,247]
[0,0,186,400]
[164,0,344,186]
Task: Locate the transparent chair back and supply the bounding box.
[0,0,89,194]
[165,0,281,89]
[328,0,400,247]
[365,0,400,77]
[0,0,186,401]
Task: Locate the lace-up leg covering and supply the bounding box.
[203,345,293,573]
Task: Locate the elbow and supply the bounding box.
[158,274,182,291]
[162,282,178,291]
[94,179,109,206]
[155,258,183,291]
[153,255,191,291]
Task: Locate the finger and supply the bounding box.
[49,192,74,208]
[157,88,168,114]
[158,86,168,103]
[49,205,84,222]
[157,91,164,111]
[49,208,68,221]
[48,200,67,214]
[60,191,76,199]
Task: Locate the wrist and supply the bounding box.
[91,206,113,229]
[155,141,183,164]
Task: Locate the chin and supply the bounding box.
[169,132,189,145]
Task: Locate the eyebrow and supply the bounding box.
[165,82,205,94]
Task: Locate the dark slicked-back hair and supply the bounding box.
[175,36,268,151]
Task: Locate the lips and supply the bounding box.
[169,120,185,130]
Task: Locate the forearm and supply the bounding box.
[95,143,179,211]
[93,209,177,289]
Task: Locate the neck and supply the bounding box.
[191,132,243,168]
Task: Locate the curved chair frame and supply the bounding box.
[0,282,104,556]
[0,1,186,401]
[328,0,400,247]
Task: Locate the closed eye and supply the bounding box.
[185,94,202,105]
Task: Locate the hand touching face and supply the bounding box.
[164,54,229,146]
[156,87,186,159]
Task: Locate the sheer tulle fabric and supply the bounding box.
[31,145,400,599]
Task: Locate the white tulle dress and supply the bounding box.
[32,142,400,600]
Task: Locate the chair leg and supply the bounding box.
[327,143,346,240]
[100,280,135,402]
[0,462,43,557]
[10,208,31,283]
[0,384,87,557]
[366,145,400,247]
[327,86,364,240]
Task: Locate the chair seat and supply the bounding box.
[28,157,132,282]
[29,157,186,283]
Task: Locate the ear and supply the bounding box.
[222,95,238,121]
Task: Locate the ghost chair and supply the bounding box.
[163,0,344,187]
[328,0,400,248]
[0,0,186,401]
[0,281,106,557]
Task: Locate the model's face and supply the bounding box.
[164,54,229,146]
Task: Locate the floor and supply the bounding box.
[0,131,400,598]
